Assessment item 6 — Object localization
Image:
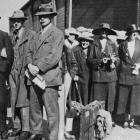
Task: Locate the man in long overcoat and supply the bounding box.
[9,10,36,140]
[26,4,64,140]
[0,16,14,139]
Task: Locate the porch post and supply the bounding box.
[69,0,72,28]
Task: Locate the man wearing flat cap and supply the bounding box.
[0,16,14,139]
[9,10,36,140]
[87,23,119,118]
[26,3,64,140]
[117,24,140,128]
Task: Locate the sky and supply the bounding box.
[0,0,29,32]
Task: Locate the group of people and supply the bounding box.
[0,3,63,140]
[63,23,140,131]
[0,2,140,140]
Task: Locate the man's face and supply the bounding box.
[13,19,23,30]
[39,15,51,28]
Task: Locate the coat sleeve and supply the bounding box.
[5,33,14,67]
[66,48,78,79]
[25,31,36,67]
[37,30,64,73]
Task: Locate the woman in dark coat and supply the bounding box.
[87,23,119,114]
[71,31,93,105]
[117,24,140,127]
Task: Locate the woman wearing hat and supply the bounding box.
[63,28,79,110]
[117,24,140,128]
[87,23,119,117]
[71,31,93,105]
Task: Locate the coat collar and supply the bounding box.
[18,28,30,46]
[94,37,113,54]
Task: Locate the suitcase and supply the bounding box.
[80,101,105,140]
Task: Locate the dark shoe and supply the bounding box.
[1,131,8,139]
[28,134,42,140]
[18,131,31,140]
[8,128,21,137]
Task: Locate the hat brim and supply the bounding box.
[35,12,57,16]
[92,28,117,35]
[125,30,140,35]
[78,36,93,41]
[9,17,27,20]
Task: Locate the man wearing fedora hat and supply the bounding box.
[87,23,119,118]
[117,24,140,128]
[9,10,36,140]
[0,16,14,139]
[26,4,64,140]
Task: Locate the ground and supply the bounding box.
[2,125,140,140]
[104,125,140,140]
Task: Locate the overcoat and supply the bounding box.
[71,45,89,105]
[87,38,119,83]
[0,30,14,131]
[117,38,140,115]
[26,24,64,87]
[0,30,14,76]
[9,28,36,114]
[118,38,140,85]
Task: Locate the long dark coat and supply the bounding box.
[9,28,36,115]
[71,45,89,105]
[117,38,140,115]
[0,30,14,131]
[87,38,119,111]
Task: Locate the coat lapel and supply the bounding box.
[36,24,54,51]
[124,40,134,63]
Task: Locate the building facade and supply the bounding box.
[9,0,140,32]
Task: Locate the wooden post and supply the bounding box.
[69,0,72,28]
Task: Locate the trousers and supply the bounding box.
[13,107,30,131]
[30,85,59,140]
